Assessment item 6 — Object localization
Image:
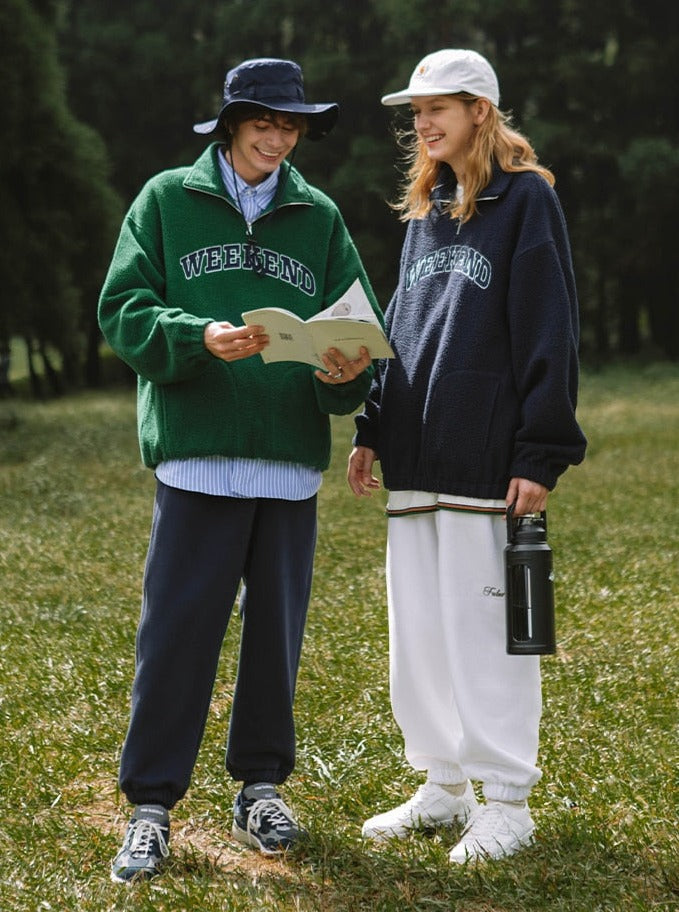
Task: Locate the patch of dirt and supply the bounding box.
[74,775,295,879]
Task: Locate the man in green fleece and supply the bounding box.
[99,57,380,883]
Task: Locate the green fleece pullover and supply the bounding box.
[99,143,380,470]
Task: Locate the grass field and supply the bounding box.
[0,365,677,911]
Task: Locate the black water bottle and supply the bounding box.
[505,503,556,655]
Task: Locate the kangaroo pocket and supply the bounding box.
[421,369,512,482]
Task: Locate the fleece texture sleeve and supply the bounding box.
[99,188,215,385]
[505,179,585,488]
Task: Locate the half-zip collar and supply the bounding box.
[183,142,315,219]
[430,161,510,233]
[431,161,511,204]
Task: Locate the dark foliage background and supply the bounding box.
[2,0,678,393]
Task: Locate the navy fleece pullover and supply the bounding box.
[354,166,586,498]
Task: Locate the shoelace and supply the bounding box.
[460,803,515,840]
[402,781,448,813]
[246,797,295,835]
[127,819,170,859]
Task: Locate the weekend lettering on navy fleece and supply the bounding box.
[405,243,492,291]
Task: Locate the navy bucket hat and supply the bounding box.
[193,58,339,141]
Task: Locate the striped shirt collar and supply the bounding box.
[218,148,279,223]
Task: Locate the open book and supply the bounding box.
[242,278,394,368]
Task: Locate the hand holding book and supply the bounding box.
[241,279,394,368]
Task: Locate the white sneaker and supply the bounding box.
[448,800,535,863]
[362,781,478,841]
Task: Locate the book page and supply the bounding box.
[308,320,395,361]
[308,278,380,324]
[241,279,394,367]
[241,307,319,365]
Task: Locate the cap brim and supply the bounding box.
[193,100,339,140]
[381,86,470,106]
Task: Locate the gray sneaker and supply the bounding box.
[111,804,170,883]
[232,783,301,854]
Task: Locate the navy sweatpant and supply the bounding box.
[119,480,317,810]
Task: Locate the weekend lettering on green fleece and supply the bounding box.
[180,243,316,295]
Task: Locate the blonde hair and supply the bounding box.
[393,95,554,223]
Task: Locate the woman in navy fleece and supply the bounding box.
[348,49,586,863]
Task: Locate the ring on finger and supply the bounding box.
[332,368,343,379]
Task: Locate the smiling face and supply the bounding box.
[411,94,489,179]
[227,110,303,185]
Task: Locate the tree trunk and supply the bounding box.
[25,336,43,399]
[39,341,63,396]
[85,319,102,387]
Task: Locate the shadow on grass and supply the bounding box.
[11,781,676,911]
[145,814,678,912]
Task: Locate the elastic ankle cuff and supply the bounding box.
[482,784,531,803]
[426,764,465,786]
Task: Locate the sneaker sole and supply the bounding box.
[362,804,477,841]
[362,819,456,840]
[231,821,290,855]
[449,829,536,864]
[110,865,161,884]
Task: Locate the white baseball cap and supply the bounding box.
[381,49,500,107]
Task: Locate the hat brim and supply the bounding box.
[193,99,339,141]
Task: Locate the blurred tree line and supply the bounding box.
[2,0,678,395]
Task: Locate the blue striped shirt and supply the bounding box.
[155,149,322,500]
[218,150,280,225]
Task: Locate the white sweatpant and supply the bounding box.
[386,503,542,802]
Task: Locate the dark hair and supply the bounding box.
[222,104,308,144]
